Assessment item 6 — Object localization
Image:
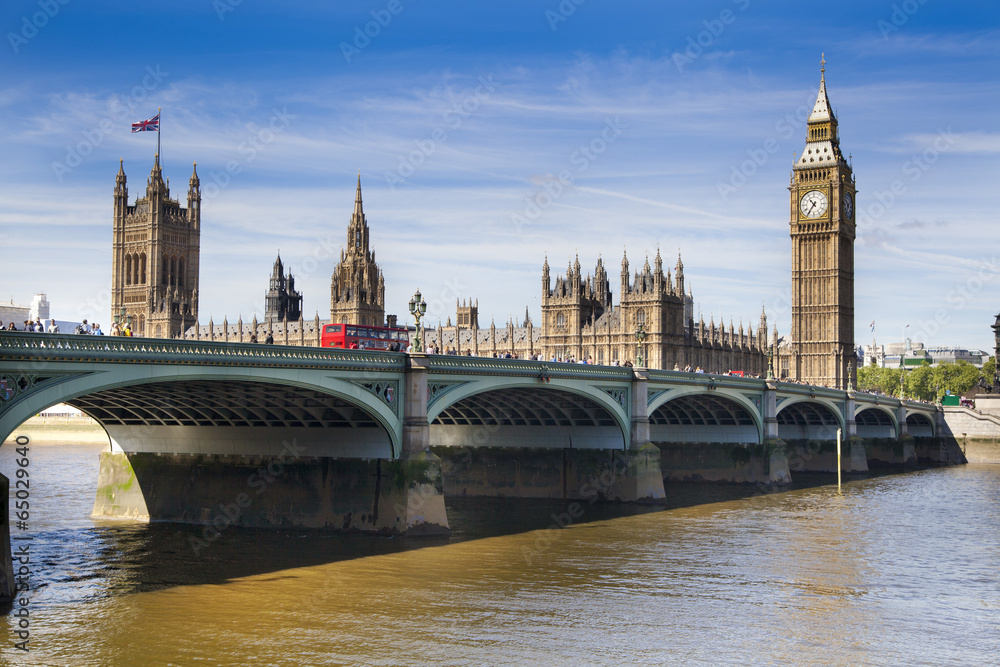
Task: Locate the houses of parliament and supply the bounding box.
[110,62,855,388]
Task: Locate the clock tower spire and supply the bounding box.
[789,55,856,389]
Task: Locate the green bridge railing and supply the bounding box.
[0,332,406,371]
[424,355,634,381]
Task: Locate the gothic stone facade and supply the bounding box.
[112,157,200,338]
[329,174,386,327]
[537,251,769,371]
[787,58,856,388]
[264,254,302,323]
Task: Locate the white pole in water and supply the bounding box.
[836,427,842,492]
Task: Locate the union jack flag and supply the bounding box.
[131,113,159,133]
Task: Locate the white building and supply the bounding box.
[863,339,990,369]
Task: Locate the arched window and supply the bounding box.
[170,256,177,286]
[177,257,184,287]
[125,255,132,285]
[637,310,646,326]
[162,254,169,285]
[140,254,147,284]
[556,313,565,327]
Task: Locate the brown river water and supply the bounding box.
[1,441,998,666]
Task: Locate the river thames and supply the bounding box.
[2,441,998,666]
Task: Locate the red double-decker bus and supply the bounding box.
[321,323,409,351]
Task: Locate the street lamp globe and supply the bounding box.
[408,289,427,352]
[634,324,648,368]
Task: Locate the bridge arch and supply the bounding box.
[905,411,936,437]
[855,406,898,439]
[647,388,762,444]
[427,378,630,450]
[0,365,401,458]
[775,398,844,440]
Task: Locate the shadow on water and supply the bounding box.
[12,468,908,606]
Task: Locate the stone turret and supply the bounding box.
[330,173,385,327]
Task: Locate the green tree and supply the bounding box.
[980,357,996,389]
[905,363,934,401]
[930,361,981,401]
[857,365,903,396]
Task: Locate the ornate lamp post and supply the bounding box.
[634,324,647,368]
[113,307,132,332]
[766,344,775,380]
[408,289,427,352]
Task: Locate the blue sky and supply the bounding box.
[1,0,998,351]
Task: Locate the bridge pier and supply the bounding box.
[624,369,666,502]
[846,437,870,473]
[764,381,791,485]
[398,355,449,535]
[897,405,914,466]
[0,474,14,604]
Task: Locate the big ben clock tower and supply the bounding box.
[789,55,856,388]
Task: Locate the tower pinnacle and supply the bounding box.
[353,171,364,220]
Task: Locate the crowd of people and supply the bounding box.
[72,319,115,335]
[6,318,59,333]
[4,318,130,336]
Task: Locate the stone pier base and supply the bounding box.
[899,434,917,468]
[0,474,14,604]
[92,451,449,536]
[766,439,792,485]
[846,437,870,474]
[92,451,150,520]
[388,450,450,536]
[611,443,666,503]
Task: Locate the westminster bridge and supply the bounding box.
[0,332,957,599]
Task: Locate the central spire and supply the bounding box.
[353,171,364,221]
[796,54,844,169]
[347,172,369,256]
[808,53,833,124]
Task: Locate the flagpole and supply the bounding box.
[157,106,161,166]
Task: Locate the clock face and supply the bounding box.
[800,190,828,218]
[844,192,854,220]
